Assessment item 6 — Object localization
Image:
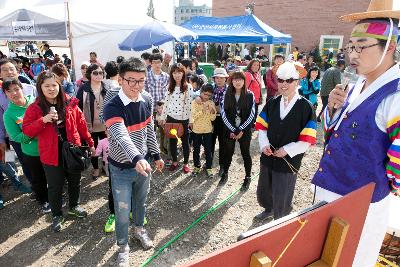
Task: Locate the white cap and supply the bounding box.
[276,62,299,80]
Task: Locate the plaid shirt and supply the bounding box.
[213,84,227,113]
[144,69,169,109]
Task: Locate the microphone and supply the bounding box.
[331,66,356,115]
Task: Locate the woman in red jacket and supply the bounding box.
[23,71,95,232]
[245,59,262,120]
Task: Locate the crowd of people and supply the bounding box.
[1,4,400,264]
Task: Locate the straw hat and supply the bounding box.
[341,0,400,22]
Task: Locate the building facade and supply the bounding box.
[212,0,370,57]
[175,0,212,25]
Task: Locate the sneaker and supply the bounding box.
[17,183,32,194]
[254,210,273,221]
[218,172,228,186]
[104,214,115,233]
[42,202,51,214]
[241,177,251,191]
[0,198,4,209]
[117,244,130,267]
[130,212,148,225]
[169,163,179,171]
[206,169,213,178]
[183,165,191,174]
[165,159,172,167]
[192,167,201,176]
[61,198,67,208]
[133,227,154,250]
[30,192,37,201]
[52,216,64,232]
[68,206,88,218]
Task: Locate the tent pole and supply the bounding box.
[65,0,75,74]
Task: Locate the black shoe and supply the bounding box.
[241,177,251,191]
[52,216,65,232]
[317,117,321,122]
[254,210,273,221]
[218,173,228,186]
[218,166,225,177]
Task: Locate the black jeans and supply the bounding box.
[90,131,106,170]
[211,116,225,167]
[192,132,213,169]
[10,141,32,182]
[167,116,190,164]
[23,154,48,204]
[43,164,81,217]
[224,130,252,177]
[317,96,329,120]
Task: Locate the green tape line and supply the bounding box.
[140,173,259,267]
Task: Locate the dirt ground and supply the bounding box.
[0,125,324,267]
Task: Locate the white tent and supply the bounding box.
[0,0,174,79]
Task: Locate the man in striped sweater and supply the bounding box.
[103,57,164,267]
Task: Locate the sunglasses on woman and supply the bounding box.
[277,78,298,84]
[92,71,104,76]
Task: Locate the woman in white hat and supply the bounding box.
[255,62,316,221]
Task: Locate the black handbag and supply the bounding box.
[61,141,91,171]
[55,119,91,172]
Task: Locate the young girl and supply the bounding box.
[299,66,321,109]
[220,71,255,190]
[23,71,95,232]
[160,64,193,173]
[95,130,109,176]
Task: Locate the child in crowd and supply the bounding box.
[255,62,316,221]
[191,84,216,177]
[95,130,110,176]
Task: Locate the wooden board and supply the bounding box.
[181,183,374,267]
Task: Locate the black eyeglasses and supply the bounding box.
[122,77,145,87]
[344,43,379,54]
[277,78,298,84]
[92,71,104,76]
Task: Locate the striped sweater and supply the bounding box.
[103,90,160,169]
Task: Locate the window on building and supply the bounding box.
[320,35,344,57]
[186,9,189,12]
[199,9,202,13]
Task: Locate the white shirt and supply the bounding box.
[118,89,145,106]
[161,84,193,122]
[258,93,312,158]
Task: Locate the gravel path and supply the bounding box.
[0,124,324,267]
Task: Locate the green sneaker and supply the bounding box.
[192,167,201,176]
[104,214,115,233]
[130,212,148,225]
[206,169,213,178]
[68,206,88,218]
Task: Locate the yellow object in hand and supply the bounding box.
[170,128,182,145]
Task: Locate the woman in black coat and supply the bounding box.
[220,71,255,190]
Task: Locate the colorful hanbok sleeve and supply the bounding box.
[298,120,317,145]
[386,115,400,192]
[255,110,269,131]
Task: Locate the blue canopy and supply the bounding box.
[181,14,291,44]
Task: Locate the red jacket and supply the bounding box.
[264,69,279,99]
[245,71,262,104]
[22,97,94,166]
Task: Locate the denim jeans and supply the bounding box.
[0,161,22,188]
[192,132,213,169]
[110,163,150,246]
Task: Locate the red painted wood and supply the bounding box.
[182,183,374,267]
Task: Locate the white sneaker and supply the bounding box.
[134,227,154,250]
[117,244,129,267]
